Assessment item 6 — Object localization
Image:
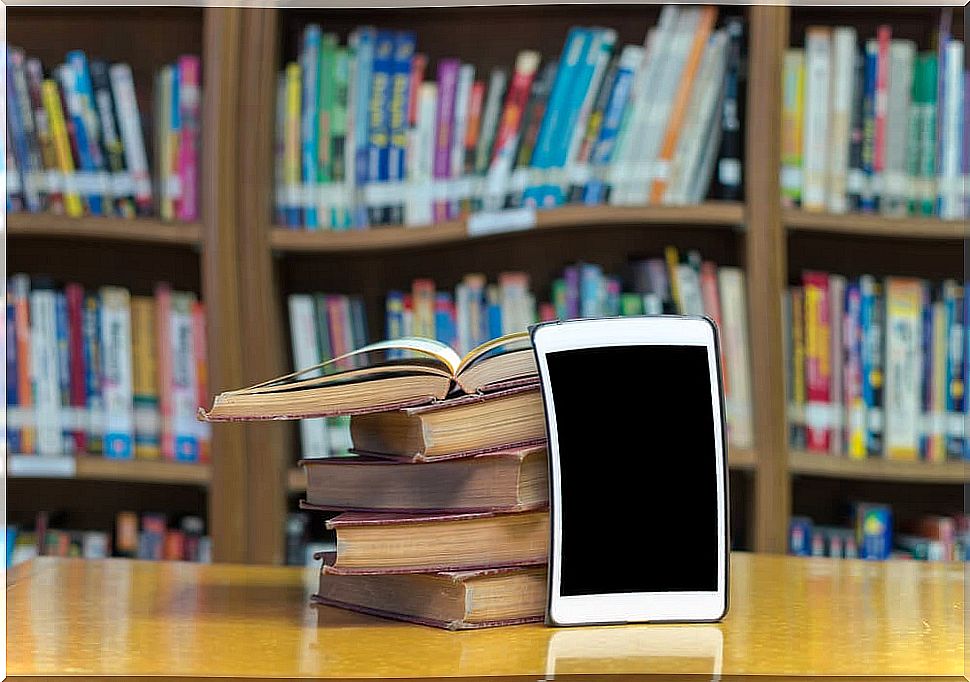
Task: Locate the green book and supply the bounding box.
[331,47,351,228]
[915,54,938,216]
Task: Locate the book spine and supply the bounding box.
[827,27,857,214]
[411,279,437,339]
[170,293,200,462]
[926,298,947,462]
[718,267,753,450]
[366,31,395,226]
[30,288,62,456]
[828,274,845,455]
[155,283,174,459]
[484,53,538,212]
[714,17,744,202]
[915,55,938,217]
[191,302,211,462]
[514,61,556,184]
[10,276,34,454]
[82,293,103,454]
[387,31,416,225]
[6,294,20,454]
[283,61,302,227]
[432,58,460,222]
[301,25,322,229]
[844,281,867,459]
[571,55,618,202]
[168,63,182,220]
[872,25,891,209]
[944,282,965,458]
[100,286,134,459]
[803,271,832,452]
[801,27,831,212]
[408,53,427,129]
[317,33,338,229]
[385,290,406,341]
[448,63,474,218]
[860,275,884,456]
[55,293,73,453]
[41,79,84,217]
[859,41,879,213]
[131,296,161,459]
[938,40,964,219]
[883,277,923,461]
[881,40,915,217]
[405,82,437,226]
[8,48,44,213]
[314,294,334,362]
[846,49,866,211]
[288,294,330,457]
[274,73,287,225]
[90,59,134,217]
[109,63,153,215]
[65,283,88,453]
[25,57,62,213]
[331,47,352,229]
[57,60,103,215]
[463,80,485,178]
[474,68,507,177]
[790,286,806,449]
[350,27,376,229]
[176,55,201,222]
[649,8,716,203]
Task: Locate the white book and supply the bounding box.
[611,5,681,205]
[826,27,857,214]
[405,82,437,226]
[449,64,475,214]
[939,40,964,219]
[109,63,153,208]
[287,294,330,458]
[883,279,923,460]
[676,265,705,316]
[30,289,63,456]
[828,274,846,455]
[170,292,200,462]
[881,40,915,217]
[717,267,754,450]
[100,286,134,459]
[666,30,728,204]
[801,26,831,211]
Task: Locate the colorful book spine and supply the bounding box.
[843,281,866,459]
[54,292,72,453]
[331,46,352,229]
[912,54,939,216]
[803,272,832,452]
[10,276,34,454]
[449,63,474,217]
[350,27,376,229]
[155,284,174,460]
[82,293,103,454]
[432,58,460,222]
[100,286,134,459]
[176,55,201,222]
[474,68,507,176]
[938,40,964,219]
[943,281,965,458]
[714,17,744,201]
[387,31,416,225]
[872,25,891,209]
[366,31,395,226]
[301,25,322,229]
[288,294,330,457]
[846,49,866,211]
[718,267,753,450]
[56,60,103,215]
[131,296,161,459]
[827,27,857,214]
[191,302,211,462]
[883,277,923,461]
[7,48,43,213]
[828,274,845,455]
[41,79,84,217]
[860,275,884,456]
[801,27,831,212]
[170,292,200,462]
[859,40,879,213]
[6,295,19,454]
[30,287,63,456]
[109,63,153,215]
[90,59,134,218]
[881,40,915,217]
[283,61,302,227]
[925,296,946,462]
[65,283,88,454]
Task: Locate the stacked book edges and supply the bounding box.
[203,332,550,628]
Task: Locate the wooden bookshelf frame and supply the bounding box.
[9,4,965,563]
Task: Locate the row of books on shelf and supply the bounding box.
[7,511,211,567]
[6,46,201,222]
[284,247,752,458]
[781,14,968,219]
[789,505,969,562]
[5,276,210,461]
[275,5,743,230]
[785,273,967,461]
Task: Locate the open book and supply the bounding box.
[200,332,538,421]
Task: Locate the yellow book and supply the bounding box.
[664,246,682,313]
[884,277,923,461]
[131,296,161,459]
[780,49,804,208]
[927,301,947,463]
[41,80,84,217]
[284,61,302,225]
[156,66,174,221]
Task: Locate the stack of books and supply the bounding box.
[275,5,745,230]
[781,12,967,219]
[785,272,967,461]
[6,46,201,222]
[203,332,552,629]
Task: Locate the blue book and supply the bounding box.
[859,42,878,214]
[487,296,503,340]
[6,526,16,568]
[54,292,72,454]
[82,294,103,454]
[300,25,322,229]
[350,27,376,228]
[919,286,935,459]
[55,63,103,215]
[579,263,603,318]
[434,293,457,348]
[522,28,590,208]
[944,282,966,458]
[66,51,107,179]
[6,297,19,454]
[584,46,639,205]
[860,276,884,456]
[387,31,416,225]
[6,49,40,213]
[366,31,395,226]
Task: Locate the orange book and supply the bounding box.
[11,277,34,453]
[649,6,718,203]
[191,301,211,463]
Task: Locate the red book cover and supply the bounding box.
[407,53,427,127]
[155,283,175,459]
[803,271,832,452]
[65,283,87,452]
[491,53,538,166]
[327,295,351,369]
[873,25,891,178]
[191,301,210,463]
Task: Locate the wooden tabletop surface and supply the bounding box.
[7,553,965,680]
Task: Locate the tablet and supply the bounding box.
[531,316,729,626]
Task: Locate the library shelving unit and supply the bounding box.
[10,4,966,564]
[6,8,249,562]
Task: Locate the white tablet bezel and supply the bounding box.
[531,315,729,626]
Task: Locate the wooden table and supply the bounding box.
[7,553,964,680]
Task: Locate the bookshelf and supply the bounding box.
[9,454,210,486]
[9,4,965,565]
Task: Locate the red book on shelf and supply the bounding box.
[191,301,210,464]
[65,283,87,453]
[803,271,832,452]
[873,25,891,182]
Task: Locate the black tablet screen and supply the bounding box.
[545,344,720,596]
